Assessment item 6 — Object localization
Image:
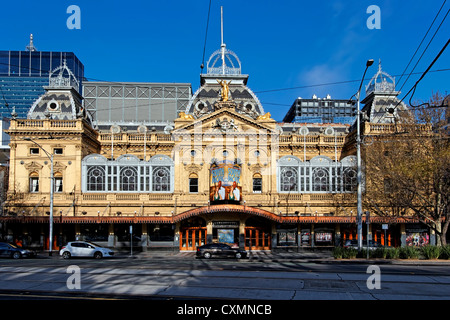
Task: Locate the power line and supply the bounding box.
[200,0,212,74]
[394,37,450,111]
[396,0,448,91]
[397,5,450,94]
[253,68,450,94]
[0,61,449,97]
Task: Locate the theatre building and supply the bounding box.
[1,41,433,252]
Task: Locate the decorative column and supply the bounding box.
[108,223,115,247]
[271,223,277,250]
[75,224,81,241]
[141,223,148,251]
[239,218,245,250]
[400,224,406,247]
[335,224,341,247]
[173,223,180,249]
[206,219,213,244]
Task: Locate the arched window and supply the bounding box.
[312,168,330,192]
[343,168,357,192]
[120,166,138,191]
[189,173,198,193]
[252,173,262,193]
[87,166,105,191]
[54,172,63,193]
[29,172,39,193]
[280,167,298,192]
[152,167,170,192]
[278,155,359,194]
[82,154,174,193]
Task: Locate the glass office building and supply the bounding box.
[0,51,84,119]
[83,82,192,124]
[283,95,356,125]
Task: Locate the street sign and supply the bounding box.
[382,224,388,230]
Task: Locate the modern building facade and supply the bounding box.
[282,95,357,125]
[82,82,192,125]
[1,35,435,253]
[0,35,84,120]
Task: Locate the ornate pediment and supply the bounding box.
[174,107,275,135]
[24,161,43,172]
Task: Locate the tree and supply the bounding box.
[363,92,450,245]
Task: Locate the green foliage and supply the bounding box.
[385,248,400,259]
[357,249,372,258]
[373,247,389,259]
[333,245,450,260]
[333,247,358,259]
[421,245,441,259]
[332,247,344,259]
[399,246,420,259]
[438,245,450,259]
[342,248,358,259]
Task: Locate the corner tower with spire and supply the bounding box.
[361,60,410,124]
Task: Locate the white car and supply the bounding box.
[60,241,114,259]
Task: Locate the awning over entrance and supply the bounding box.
[0,206,423,224]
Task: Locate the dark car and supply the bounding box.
[196,243,247,259]
[0,242,36,259]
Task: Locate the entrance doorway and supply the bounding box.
[179,217,207,251]
[244,217,271,250]
[180,227,206,251]
[245,227,271,250]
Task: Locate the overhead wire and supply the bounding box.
[396,0,448,92]
[397,5,450,95]
[200,0,212,74]
[394,37,450,111]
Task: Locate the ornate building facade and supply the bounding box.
[1,42,432,252]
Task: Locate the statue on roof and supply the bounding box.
[217,79,231,102]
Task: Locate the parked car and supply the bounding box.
[343,239,382,250]
[0,242,36,259]
[60,241,114,259]
[196,243,247,259]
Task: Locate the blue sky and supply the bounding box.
[1,0,449,121]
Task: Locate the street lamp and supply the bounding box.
[350,59,374,251]
[24,137,54,256]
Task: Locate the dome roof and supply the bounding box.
[365,60,396,95]
[48,59,80,92]
[206,44,242,76]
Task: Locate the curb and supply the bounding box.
[31,251,450,266]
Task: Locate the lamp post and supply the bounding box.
[354,59,374,251]
[24,138,54,256]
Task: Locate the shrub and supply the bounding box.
[399,246,420,259]
[373,247,388,259]
[439,245,450,259]
[357,249,373,259]
[421,245,440,260]
[332,247,344,259]
[386,248,400,259]
[342,248,358,259]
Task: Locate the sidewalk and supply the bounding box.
[109,249,450,265]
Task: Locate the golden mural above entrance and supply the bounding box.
[209,160,242,204]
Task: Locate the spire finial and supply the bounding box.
[220,6,226,74]
[26,33,37,52]
[221,6,224,47]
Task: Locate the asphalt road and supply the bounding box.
[0,251,449,302]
